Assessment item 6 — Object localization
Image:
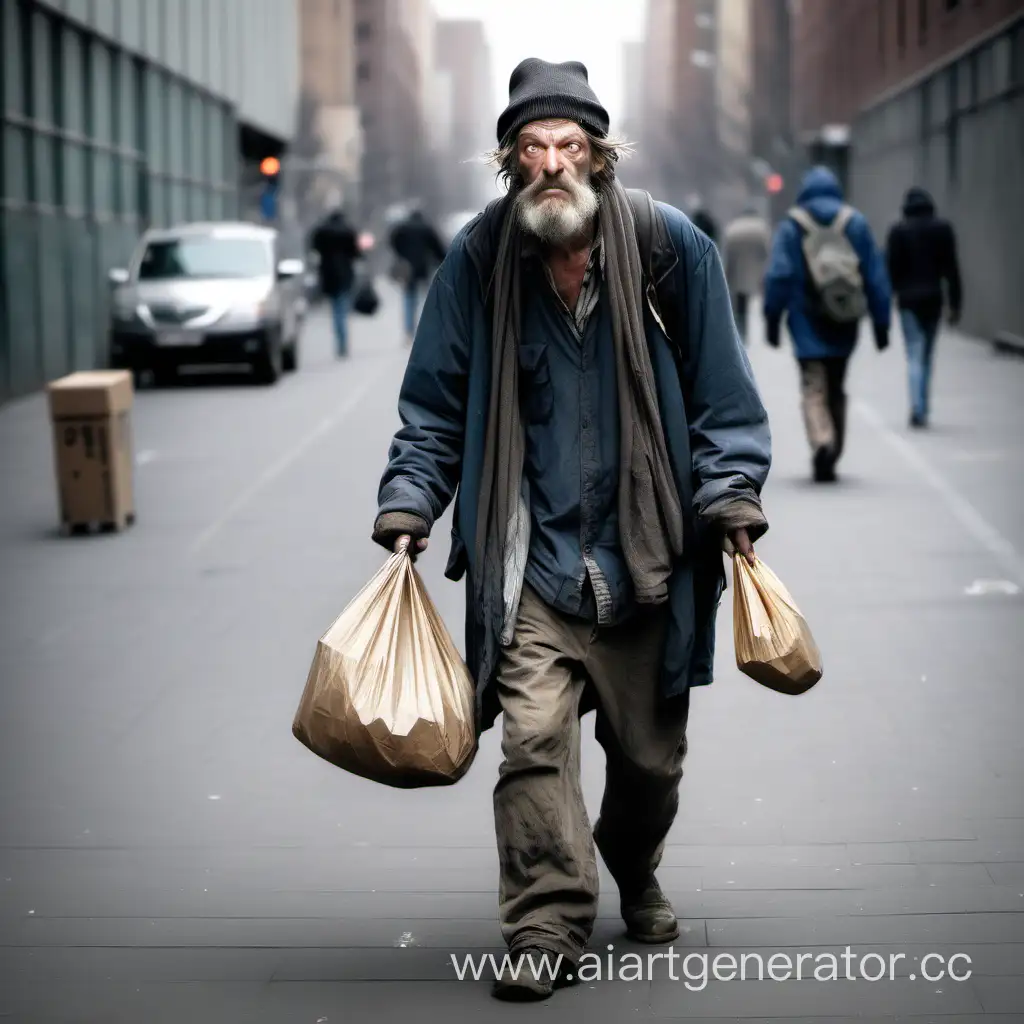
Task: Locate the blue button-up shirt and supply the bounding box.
[517,225,635,626]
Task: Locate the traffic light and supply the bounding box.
[766,173,784,194]
[259,156,280,221]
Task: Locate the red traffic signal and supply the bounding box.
[260,156,281,177]
[766,173,784,194]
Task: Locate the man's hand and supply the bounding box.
[371,511,430,559]
[730,527,757,567]
[395,534,428,561]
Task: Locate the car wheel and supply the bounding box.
[254,331,283,385]
[150,365,176,388]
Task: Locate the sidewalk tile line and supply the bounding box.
[853,399,1024,586]
[189,360,395,556]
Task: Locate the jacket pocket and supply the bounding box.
[518,342,554,424]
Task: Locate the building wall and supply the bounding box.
[791,0,1023,340]
[354,0,427,225]
[301,0,357,108]
[435,19,495,213]
[0,0,298,403]
[750,0,792,161]
[634,0,673,197]
[679,0,720,211]
[299,0,362,215]
[850,14,1024,341]
[714,0,753,219]
[750,0,798,221]
[792,0,1022,136]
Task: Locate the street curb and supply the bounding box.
[993,331,1024,357]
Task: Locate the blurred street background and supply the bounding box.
[2,1,1024,1021]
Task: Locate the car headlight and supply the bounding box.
[231,300,270,322]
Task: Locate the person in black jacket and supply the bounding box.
[311,209,361,358]
[690,204,717,245]
[389,207,447,344]
[885,187,962,427]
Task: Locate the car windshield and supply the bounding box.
[137,236,272,280]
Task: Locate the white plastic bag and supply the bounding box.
[292,549,477,787]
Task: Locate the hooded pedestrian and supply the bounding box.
[763,166,892,482]
[885,186,962,427]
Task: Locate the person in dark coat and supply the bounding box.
[690,204,717,244]
[370,58,771,1000]
[388,207,447,344]
[310,209,361,357]
[885,186,962,427]
[763,166,892,482]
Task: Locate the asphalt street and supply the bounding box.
[1,277,1023,1023]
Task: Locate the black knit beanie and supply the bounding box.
[496,58,610,147]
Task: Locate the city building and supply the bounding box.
[298,0,363,222]
[434,18,496,215]
[0,0,299,403]
[749,0,796,220]
[713,0,754,220]
[632,0,677,199]
[353,0,434,228]
[792,0,1023,343]
[617,39,651,191]
[634,0,757,220]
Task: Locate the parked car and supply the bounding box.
[107,222,305,385]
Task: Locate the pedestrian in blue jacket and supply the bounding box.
[371,58,772,1001]
[763,166,891,481]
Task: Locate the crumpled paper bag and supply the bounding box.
[732,554,823,695]
[292,548,477,787]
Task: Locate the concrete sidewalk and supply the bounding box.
[0,295,1023,1022]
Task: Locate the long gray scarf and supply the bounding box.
[474,177,684,652]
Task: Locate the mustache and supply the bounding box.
[519,171,593,202]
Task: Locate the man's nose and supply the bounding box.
[543,145,560,176]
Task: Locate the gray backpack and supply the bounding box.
[789,204,867,323]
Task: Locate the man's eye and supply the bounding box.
[525,145,538,154]
[566,143,581,153]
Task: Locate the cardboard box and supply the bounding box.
[46,370,136,532]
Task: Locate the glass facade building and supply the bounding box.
[0,0,298,401]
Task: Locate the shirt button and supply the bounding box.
[584,544,593,554]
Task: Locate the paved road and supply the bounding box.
[1,279,1023,1023]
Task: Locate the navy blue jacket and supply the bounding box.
[376,195,772,733]
[763,167,891,360]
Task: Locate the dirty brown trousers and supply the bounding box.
[492,582,691,962]
[798,356,849,460]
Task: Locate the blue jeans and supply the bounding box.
[329,291,350,356]
[900,309,938,422]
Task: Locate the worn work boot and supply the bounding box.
[621,877,680,943]
[491,945,579,1002]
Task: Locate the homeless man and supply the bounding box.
[370,58,772,1001]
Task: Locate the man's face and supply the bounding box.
[514,119,600,245]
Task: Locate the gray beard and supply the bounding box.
[514,175,600,246]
